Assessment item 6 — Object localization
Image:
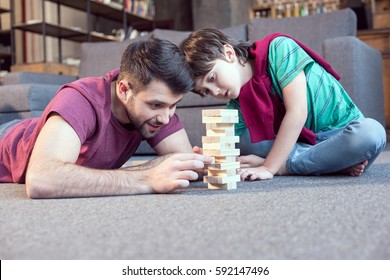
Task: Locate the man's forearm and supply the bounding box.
[26,160,153,199]
[121,154,172,171]
[26,153,212,199]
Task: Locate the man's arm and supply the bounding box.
[25,114,211,198]
[153,128,193,155]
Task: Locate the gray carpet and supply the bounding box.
[1,146,389,260]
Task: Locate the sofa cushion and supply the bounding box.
[0,84,60,113]
[221,23,248,42]
[153,24,248,47]
[175,105,226,148]
[0,112,32,124]
[152,28,191,46]
[248,8,357,55]
[178,91,228,108]
[78,34,151,78]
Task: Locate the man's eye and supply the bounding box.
[151,103,161,109]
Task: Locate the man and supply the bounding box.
[0,38,211,198]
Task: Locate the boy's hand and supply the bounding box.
[237,154,265,168]
[238,166,274,181]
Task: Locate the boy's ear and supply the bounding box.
[223,44,236,62]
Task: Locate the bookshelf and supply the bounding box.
[249,0,347,19]
[11,0,155,64]
[0,1,13,71]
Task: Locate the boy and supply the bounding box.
[180,29,386,181]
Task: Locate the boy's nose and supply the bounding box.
[212,87,221,97]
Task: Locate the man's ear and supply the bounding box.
[223,44,236,62]
[117,81,130,102]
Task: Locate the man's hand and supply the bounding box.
[192,145,203,154]
[143,153,213,193]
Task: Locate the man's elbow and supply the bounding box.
[25,172,54,199]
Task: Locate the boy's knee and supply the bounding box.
[346,118,386,152]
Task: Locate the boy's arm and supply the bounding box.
[25,114,211,198]
[262,70,308,173]
[240,70,308,180]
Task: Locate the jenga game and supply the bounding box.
[202,109,240,190]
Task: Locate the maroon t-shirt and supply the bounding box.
[0,69,184,183]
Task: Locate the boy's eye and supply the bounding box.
[209,73,215,82]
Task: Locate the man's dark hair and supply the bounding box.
[119,37,194,94]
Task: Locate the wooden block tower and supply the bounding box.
[202,109,240,190]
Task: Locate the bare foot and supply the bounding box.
[340,160,368,176]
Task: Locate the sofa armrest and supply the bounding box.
[323,36,385,126]
[3,72,78,86]
[0,83,61,124]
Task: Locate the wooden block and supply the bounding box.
[202,108,241,191]
[208,161,240,170]
[214,156,237,163]
[202,136,239,143]
[203,148,240,157]
[206,129,235,137]
[206,127,234,137]
[208,181,237,190]
[203,142,235,150]
[204,175,240,184]
[206,123,235,130]
[202,109,238,117]
[208,168,237,176]
[202,116,238,124]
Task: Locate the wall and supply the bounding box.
[155,0,193,31]
[191,0,252,30]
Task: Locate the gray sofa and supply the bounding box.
[0,8,385,156]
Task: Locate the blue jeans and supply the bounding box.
[0,119,22,140]
[237,118,387,175]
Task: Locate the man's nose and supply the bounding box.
[156,108,170,124]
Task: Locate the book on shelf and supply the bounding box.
[124,0,155,18]
[95,0,154,18]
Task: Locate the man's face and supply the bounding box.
[124,80,183,139]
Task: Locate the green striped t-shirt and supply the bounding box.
[227,36,363,136]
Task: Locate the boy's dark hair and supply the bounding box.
[179,28,252,79]
[119,37,194,94]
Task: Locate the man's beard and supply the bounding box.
[125,107,160,139]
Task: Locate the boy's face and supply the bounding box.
[194,46,243,100]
